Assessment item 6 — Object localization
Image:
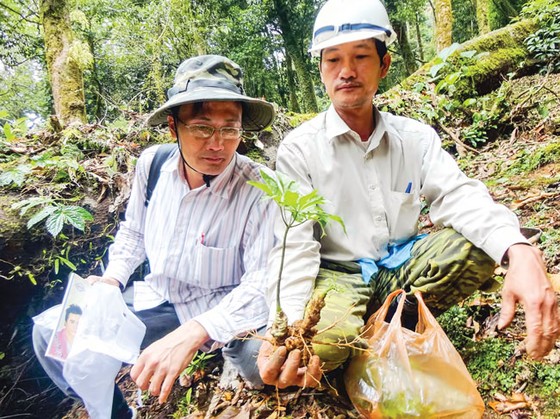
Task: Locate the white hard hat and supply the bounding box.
[309,0,397,57]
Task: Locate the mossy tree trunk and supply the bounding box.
[476,0,491,35]
[401,19,539,98]
[40,0,87,126]
[434,0,453,52]
[271,0,318,113]
[286,53,301,113]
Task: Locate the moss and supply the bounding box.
[400,19,538,98]
[507,141,560,174]
[41,0,87,126]
[286,111,316,128]
[466,47,526,79]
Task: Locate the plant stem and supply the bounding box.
[276,218,291,313]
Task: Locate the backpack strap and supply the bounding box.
[145,143,178,207]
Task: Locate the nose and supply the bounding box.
[339,58,356,80]
[206,131,225,150]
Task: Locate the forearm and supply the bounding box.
[422,136,527,263]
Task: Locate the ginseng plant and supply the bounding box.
[249,170,345,362]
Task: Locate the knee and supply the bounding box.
[223,335,263,386]
[312,342,349,372]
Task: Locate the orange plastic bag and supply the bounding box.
[344,289,484,418]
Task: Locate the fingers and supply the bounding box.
[257,343,322,389]
[130,354,153,391]
[259,344,287,385]
[302,355,322,388]
[85,275,103,286]
[524,288,559,359]
[85,275,120,287]
[277,349,302,388]
[498,288,516,330]
[129,323,207,404]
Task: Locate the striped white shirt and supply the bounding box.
[104,145,276,343]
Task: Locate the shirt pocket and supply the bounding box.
[192,243,239,290]
[385,190,422,242]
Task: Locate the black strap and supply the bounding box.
[145,143,178,207]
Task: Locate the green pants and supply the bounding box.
[309,228,497,371]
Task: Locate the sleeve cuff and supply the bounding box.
[102,263,131,289]
[480,226,530,265]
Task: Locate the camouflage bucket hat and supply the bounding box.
[147,55,276,131]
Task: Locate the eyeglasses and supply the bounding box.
[178,122,243,141]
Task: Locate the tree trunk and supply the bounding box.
[476,0,491,34]
[415,13,425,63]
[40,0,87,126]
[272,0,318,113]
[400,19,539,97]
[434,0,453,52]
[285,53,301,113]
[393,19,417,75]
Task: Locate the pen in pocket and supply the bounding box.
[405,182,412,193]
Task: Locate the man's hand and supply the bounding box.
[257,331,322,389]
[85,275,121,288]
[130,320,209,404]
[499,244,560,359]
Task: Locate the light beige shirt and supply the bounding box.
[267,105,527,324]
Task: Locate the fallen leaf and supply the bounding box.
[488,393,531,414]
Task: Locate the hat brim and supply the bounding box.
[309,30,397,57]
[147,87,276,131]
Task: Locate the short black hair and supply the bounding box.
[65,304,82,321]
[320,38,388,65]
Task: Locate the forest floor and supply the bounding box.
[58,73,560,418]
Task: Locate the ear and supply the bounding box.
[167,115,177,139]
[380,54,391,78]
[318,60,325,83]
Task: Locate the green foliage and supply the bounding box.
[524,1,560,73]
[488,0,525,30]
[248,169,345,320]
[0,164,32,187]
[176,387,194,416]
[532,361,560,397]
[249,170,345,238]
[429,44,489,98]
[12,197,94,238]
[539,229,560,262]
[507,141,560,174]
[466,338,522,396]
[1,113,29,141]
[437,305,473,350]
[181,351,215,378]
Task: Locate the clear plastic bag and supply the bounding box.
[344,289,484,418]
[63,283,146,419]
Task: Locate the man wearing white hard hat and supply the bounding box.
[258,0,559,388]
[33,55,277,417]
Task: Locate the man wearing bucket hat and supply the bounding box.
[258,0,559,388]
[33,55,277,417]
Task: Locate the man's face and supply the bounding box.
[65,313,81,340]
[169,101,243,178]
[320,39,391,111]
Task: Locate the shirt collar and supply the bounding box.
[325,105,388,152]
